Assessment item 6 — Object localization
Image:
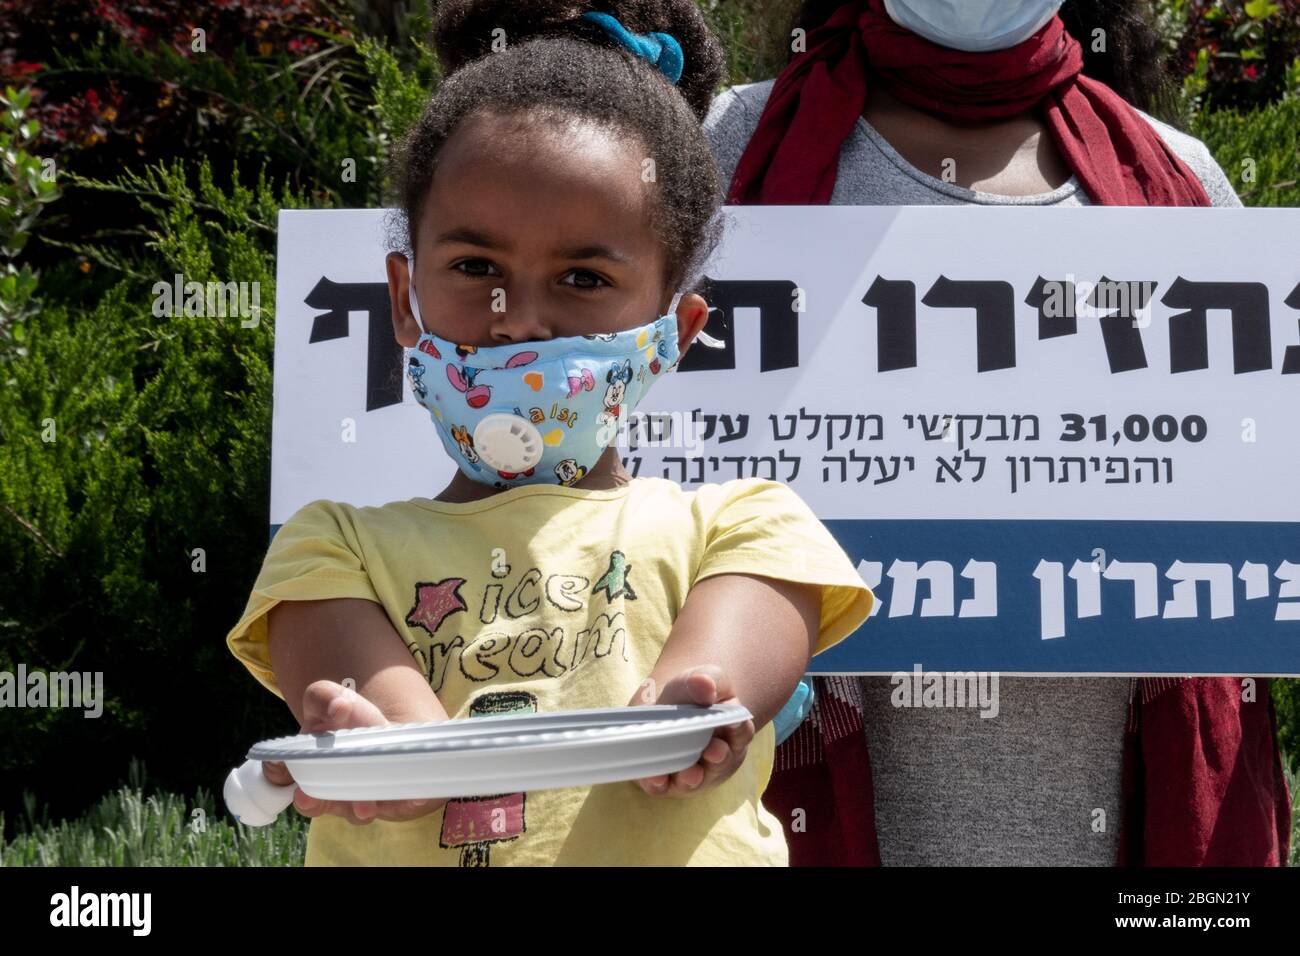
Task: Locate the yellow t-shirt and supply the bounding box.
[225,476,874,866]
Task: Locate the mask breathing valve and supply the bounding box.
[474,413,544,472]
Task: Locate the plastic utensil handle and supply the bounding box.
[224,758,296,826]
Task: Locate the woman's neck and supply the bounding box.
[862,85,1073,195]
[433,446,633,503]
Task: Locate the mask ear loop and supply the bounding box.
[666,291,683,316]
[694,303,726,350]
[405,254,429,336]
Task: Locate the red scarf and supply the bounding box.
[764,677,1291,866]
[728,0,1211,206]
[733,0,1291,864]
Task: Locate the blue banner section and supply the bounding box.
[815,519,1300,675]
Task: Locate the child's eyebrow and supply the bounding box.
[553,243,633,265]
[433,226,504,249]
[432,227,632,264]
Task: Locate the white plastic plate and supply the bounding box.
[245,703,753,801]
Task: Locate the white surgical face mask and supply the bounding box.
[882,0,1065,52]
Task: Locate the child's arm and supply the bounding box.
[267,597,447,727]
[260,597,451,825]
[627,572,821,798]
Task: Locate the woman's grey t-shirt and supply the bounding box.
[702,78,1241,866]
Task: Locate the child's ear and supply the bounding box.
[673,293,712,365]
[386,251,420,348]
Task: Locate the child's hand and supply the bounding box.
[260,679,449,826]
[627,665,755,798]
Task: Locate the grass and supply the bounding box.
[0,758,306,867]
[2,755,1294,866]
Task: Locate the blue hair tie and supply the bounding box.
[581,11,684,85]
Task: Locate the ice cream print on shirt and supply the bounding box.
[402,549,648,865]
[438,690,536,867]
[403,549,640,697]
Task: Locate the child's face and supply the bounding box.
[388,111,709,354]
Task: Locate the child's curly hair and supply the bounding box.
[387,0,728,293]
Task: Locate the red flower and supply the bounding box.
[9,60,44,80]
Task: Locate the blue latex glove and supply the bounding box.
[772,677,816,746]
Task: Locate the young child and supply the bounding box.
[224,0,874,866]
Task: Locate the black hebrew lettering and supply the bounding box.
[690,410,749,443]
[304,277,403,413]
[302,270,1300,428]
[1161,277,1272,374]
[1090,276,1153,374]
[1025,276,1078,338]
[690,277,800,373]
[921,276,1017,372]
[862,276,917,372]
[1281,281,1300,375]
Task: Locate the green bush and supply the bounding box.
[0,5,438,836]
[0,154,313,826]
[0,86,61,353]
[1194,95,1300,205]
[1274,680,1300,774]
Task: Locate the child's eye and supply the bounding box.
[562,270,609,290]
[452,259,500,278]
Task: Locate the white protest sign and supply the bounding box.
[272,206,1300,674]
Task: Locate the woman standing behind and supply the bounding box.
[703,0,1291,866]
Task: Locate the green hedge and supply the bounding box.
[1194,95,1300,206]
